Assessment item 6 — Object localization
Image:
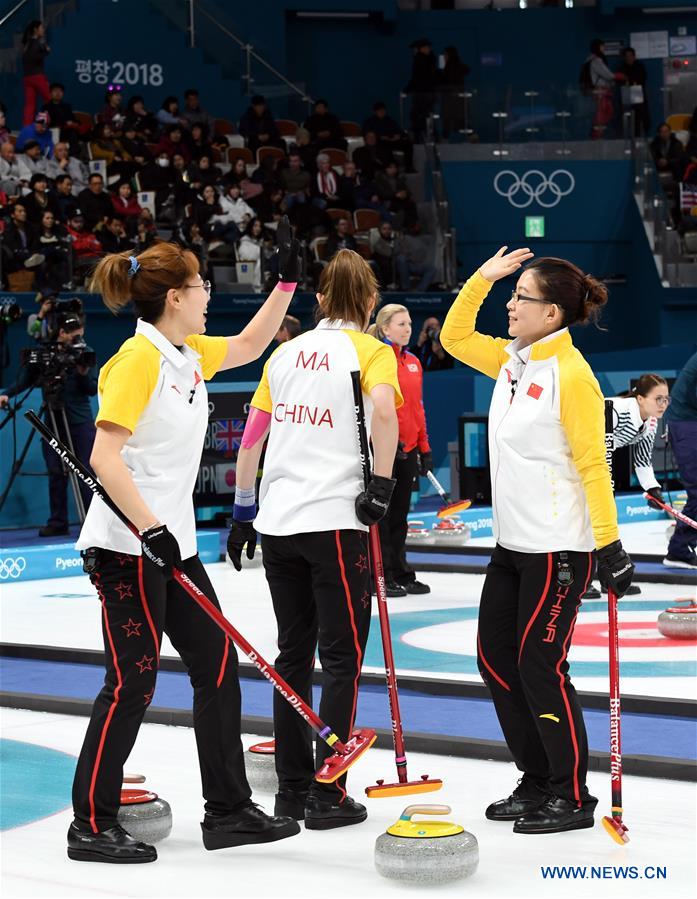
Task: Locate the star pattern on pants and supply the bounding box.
[136,654,155,674]
[355,554,368,573]
[143,687,154,706]
[115,581,133,601]
[360,591,370,609]
[115,554,133,567]
[121,618,142,638]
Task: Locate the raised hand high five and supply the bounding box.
[479,246,534,283]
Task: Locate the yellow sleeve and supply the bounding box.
[440,270,510,380]
[185,334,228,380]
[348,333,403,408]
[250,359,272,413]
[559,358,619,549]
[96,338,160,434]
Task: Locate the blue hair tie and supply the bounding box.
[127,255,140,278]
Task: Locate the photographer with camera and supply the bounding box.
[414,315,453,372]
[1,310,97,536]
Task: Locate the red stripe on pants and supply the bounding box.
[477,630,511,692]
[88,574,123,833]
[138,557,161,662]
[216,637,230,688]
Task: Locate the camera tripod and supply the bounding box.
[0,389,87,522]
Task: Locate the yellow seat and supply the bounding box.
[667,113,691,133]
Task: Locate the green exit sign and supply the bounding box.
[525,216,545,238]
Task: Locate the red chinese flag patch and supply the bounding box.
[527,383,543,400]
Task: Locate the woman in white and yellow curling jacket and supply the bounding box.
[441,249,635,836]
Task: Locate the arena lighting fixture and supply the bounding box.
[519,0,527,8]
[565,0,574,8]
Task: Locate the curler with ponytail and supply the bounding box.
[316,249,379,330]
[89,241,200,323]
[617,373,668,399]
[525,257,608,328]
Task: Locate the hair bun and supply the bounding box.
[581,273,608,312]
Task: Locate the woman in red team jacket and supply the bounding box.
[370,303,432,596]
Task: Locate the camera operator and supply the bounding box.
[26,291,83,342]
[26,287,56,341]
[414,315,453,372]
[0,311,97,536]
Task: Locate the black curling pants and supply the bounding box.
[72,550,251,832]
[477,544,594,805]
[378,447,418,585]
[261,529,371,802]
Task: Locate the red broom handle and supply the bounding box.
[351,372,409,782]
[24,410,348,754]
[368,524,409,779]
[607,586,623,822]
[644,493,697,530]
[604,401,623,820]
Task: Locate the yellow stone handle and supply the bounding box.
[402,804,452,819]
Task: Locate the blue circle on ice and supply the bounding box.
[0,739,75,830]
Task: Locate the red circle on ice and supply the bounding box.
[572,621,697,648]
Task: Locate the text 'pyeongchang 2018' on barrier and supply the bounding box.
[540,865,667,880]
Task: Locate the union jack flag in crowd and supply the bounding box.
[215,419,246,455]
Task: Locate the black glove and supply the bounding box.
[355,475,396,526]
[140,524,181,580]
[276,214,302,283]
[419,451,433,476]
[395,441,408,461]
[646,487,665,511]
[596,540,635,598]
[227,519,258,571]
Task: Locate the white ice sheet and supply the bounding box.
[1,709,695,899]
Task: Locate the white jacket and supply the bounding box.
[441,272,619,553]
[212,194,254,227]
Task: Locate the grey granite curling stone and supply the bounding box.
[657,603,697,639]
[245,740,278,792]
[375,804,478,884]
[118,789,172,843]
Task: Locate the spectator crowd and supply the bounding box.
[2,72,441,294]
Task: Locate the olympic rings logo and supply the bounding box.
[493,169,576,208]
[0,556,27,580]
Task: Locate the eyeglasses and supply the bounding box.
[509,289,555,306]
[653,396,671,407]
[186,280,211,296]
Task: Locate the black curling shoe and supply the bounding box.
[67,822,157,863]
[201,801,300,850]
[485,776,550,821]
[513,793,598,834]
[403,580,431,595]
[305,794,367,830]
[274,789,309,821]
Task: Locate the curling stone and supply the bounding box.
[245,740,278,792]
[375,805,478,884]
[117,785,172,843]
[657,601,697,640]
